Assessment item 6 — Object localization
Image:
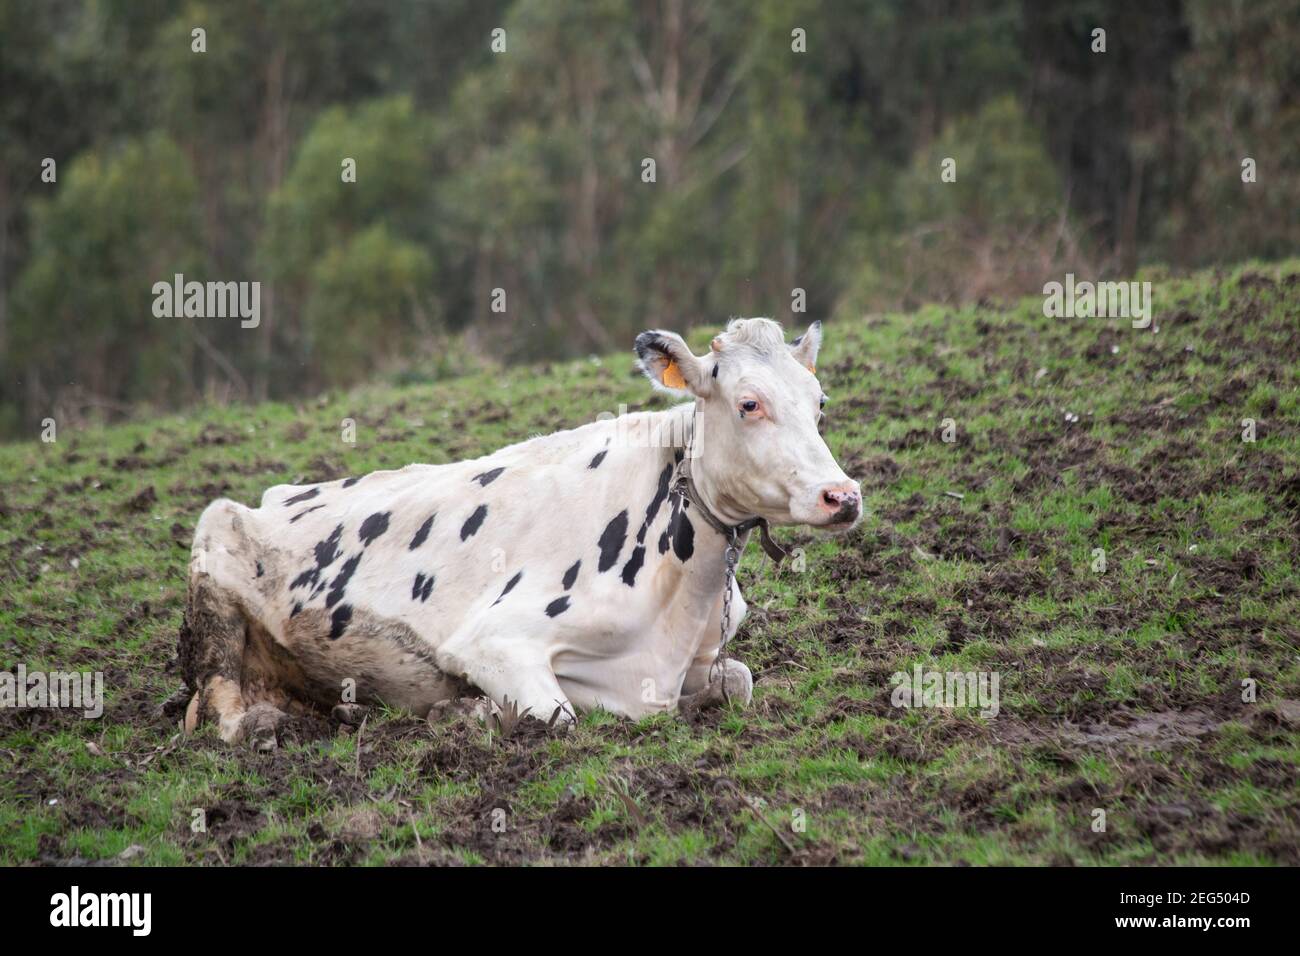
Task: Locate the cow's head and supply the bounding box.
[635,318,862,531]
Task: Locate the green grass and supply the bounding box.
[2,261,1299,865]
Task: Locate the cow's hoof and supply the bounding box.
[426,696,490,722]
[331,703,370,726]
[239,703,288,752]
[680,660,753,714]
[182,693,201,734]
[718,660,754,707]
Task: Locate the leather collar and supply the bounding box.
[671,465,788,564]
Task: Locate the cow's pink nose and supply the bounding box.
[818,482,862,521]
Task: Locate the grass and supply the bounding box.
[1,260,1299,865]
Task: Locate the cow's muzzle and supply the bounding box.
[816,481,862,529]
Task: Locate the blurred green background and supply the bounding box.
[0,0,1295,437]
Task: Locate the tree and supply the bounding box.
[1163,0,1300,263]
[9,133,204,425]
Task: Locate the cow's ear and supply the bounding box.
[789,320,822,374]
[635,330,710,397]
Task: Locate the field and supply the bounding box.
[2,262,1299,865]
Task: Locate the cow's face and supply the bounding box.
[635,318,862,531]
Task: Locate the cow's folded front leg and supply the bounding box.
[678,659,753,714]
[435,628,576,727]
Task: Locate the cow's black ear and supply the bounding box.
[634,331,709,397]
[789,320,823,373]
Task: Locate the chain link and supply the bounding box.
[710,532,740,702]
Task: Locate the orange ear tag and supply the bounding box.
[807,365,816,374]
[662,360,687,389]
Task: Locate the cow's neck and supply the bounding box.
[596,406,751,687]
[647,404,746,593]
[663,400,771,553]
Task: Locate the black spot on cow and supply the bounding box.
[635,463,672,545]
[291,524,344,591]
[597,510,629,572]
[290,503,325,523]
[326,553,362,609]
[588,450,607,469]
[290,601,303,618]
[493,570,523,606]
[672,512,695,562]
[562,560,581,590]
[255,560,264,578]
[659,494,683,554]
[342,476,361,488]
[329,604,353,640]
[473,467,506,487]
[358,511,390,546]
[620,546,646,587]
[461,504,488,540]
[412,572,435,602]
[545,596,571,618]
[712,363,719,378]
[284,487,320,506]
[409,514,435,550]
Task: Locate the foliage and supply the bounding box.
[0,0,1296,434]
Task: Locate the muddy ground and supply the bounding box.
[1,263,1298,864]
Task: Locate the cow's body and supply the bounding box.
[181,318,860,748]
[182,404,744,743]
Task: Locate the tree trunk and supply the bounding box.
[0,168,9,358]
[253,43,290,401]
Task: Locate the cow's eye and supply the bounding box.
[819,394,828,409]
[739,399,760,416]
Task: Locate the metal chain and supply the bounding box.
[710,532,740,702]
[678,413,751,706]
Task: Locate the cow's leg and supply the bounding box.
[436,623,575,726]
[679,577,752,709]
[280,606,469,720]
[181,499,288,748]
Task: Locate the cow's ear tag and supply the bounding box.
[807,364,816,374]
[662,360,687,390]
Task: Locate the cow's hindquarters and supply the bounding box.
[181,498,288,746]
[182,498,471,748]
[179,569,252,743]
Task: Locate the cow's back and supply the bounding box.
[242,411,688,656]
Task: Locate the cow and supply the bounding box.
[179,318,862,749]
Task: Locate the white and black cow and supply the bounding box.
[179,318,861,748]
